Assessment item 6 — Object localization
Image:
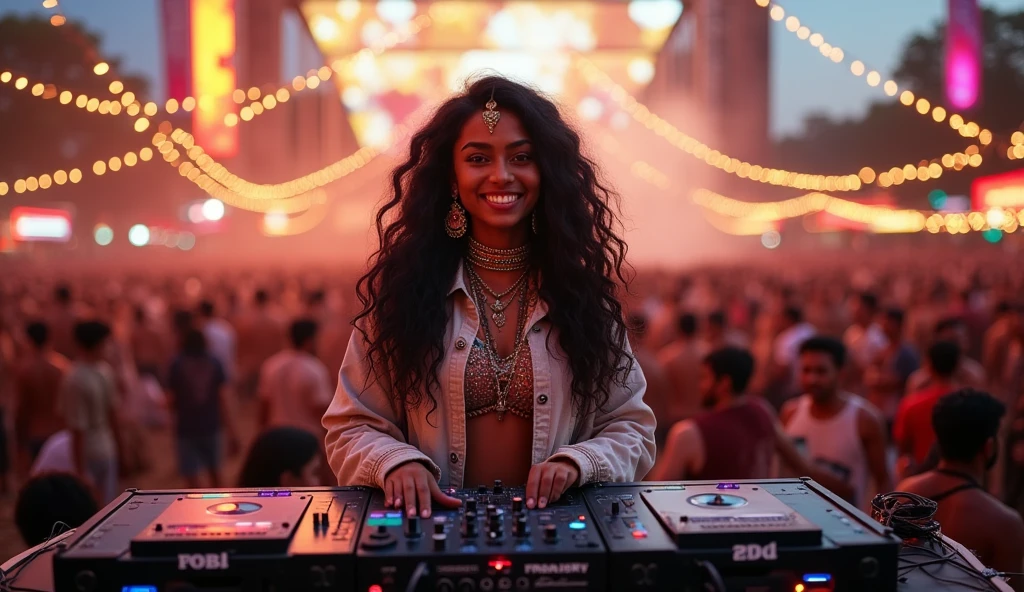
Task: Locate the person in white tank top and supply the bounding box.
[781,336,892,510]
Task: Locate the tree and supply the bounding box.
[0,15,150,180]
[774,8,1024,206]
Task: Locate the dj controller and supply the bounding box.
[52,478,901,592]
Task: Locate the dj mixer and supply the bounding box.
[357,482,605,592]
[51,479,901,592]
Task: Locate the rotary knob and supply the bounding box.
[464,512,478,538]
[465,497,478,514]
[611,500,620,516]
[513,514,529,538]
[512,497,524,513]
[486,504,498,517]
[406,515,421,538]
[543,523,558,543]
[434,518,446,535]
[489,513,504,535]
[494,480,504,494]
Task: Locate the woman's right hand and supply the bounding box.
[384,461,462,518]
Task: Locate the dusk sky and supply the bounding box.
[1,0,1021,138]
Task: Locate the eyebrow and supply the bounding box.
[460,139,532,151]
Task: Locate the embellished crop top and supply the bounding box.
[464,338,534,419]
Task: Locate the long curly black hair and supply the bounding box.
[354,75,634,419]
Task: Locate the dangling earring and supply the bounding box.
[446,186,467,239]
[531,210,538,235]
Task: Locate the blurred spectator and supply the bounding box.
[236,289,287,398]
[782,337,891,509]
[626,314,673,449]
[166,329,239,489]
[649,347,774,480]
[14,322,68,474]
[238,427,323,488]
[15,472,98,547]
[906,317,986,392]
[768,304,816,404]
[258,319,332,441]
[983,302,1019,387]
[657,313,703,427]
[48,284,77,360]
[897,390,1024,585]
[129,306,169,384]
[842,292,887,391]
[198,299,237,385]
[61,321,121,503]
[865,308,920,429]
[895,341,961,478]
[703,310,746,352]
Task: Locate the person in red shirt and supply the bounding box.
[894,340,960,478]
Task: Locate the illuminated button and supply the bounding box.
[489,560,511,572]
[569,522,586,530]
[716,483,740,490]
[631,530,648,539]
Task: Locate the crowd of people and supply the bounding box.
[1,253,1023,579]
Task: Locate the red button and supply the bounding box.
[631,530,647,539]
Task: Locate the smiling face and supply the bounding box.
[452,109,541,247]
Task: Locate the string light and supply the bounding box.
[757,0,987,144]
[575,57,863,191]
[580,56,937,192]
[6,13,432,127]
[160,127,380,201]
[695,187,1021,235]
[0,148,153,196]
[261,203,329,237]
[157,101,432,204]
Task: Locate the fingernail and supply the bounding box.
[539,498,548,508]
[395,497,402,507]
[527,498,535,509]
[421,509,430,518]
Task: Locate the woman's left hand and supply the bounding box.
[526,460,580,509]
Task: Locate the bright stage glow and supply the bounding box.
[628,0,683,31]
[202,198,226,221]
[11,207,72,242]
[761,230,782,249]
[376,0,415,25]
[128,224,151,247]
[577,96,603,121]
[311,14,341,43]
[627,58,655,84]
[264,211,289,233]
[300,0,680,148]
[94,224,114,246]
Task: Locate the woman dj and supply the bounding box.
[323,76,656,519]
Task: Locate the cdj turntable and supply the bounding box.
[583,479,900,592]
[53,486,370,592]
[50,479,901,592]
[357,481,605,592]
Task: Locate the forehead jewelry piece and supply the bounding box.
[482,89,500,134]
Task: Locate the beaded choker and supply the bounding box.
[467,237,530,272]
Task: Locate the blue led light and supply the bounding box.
[568,522,586,530]
[803,574,832,583]
[716,483,740,490]
[122,587,157,592]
